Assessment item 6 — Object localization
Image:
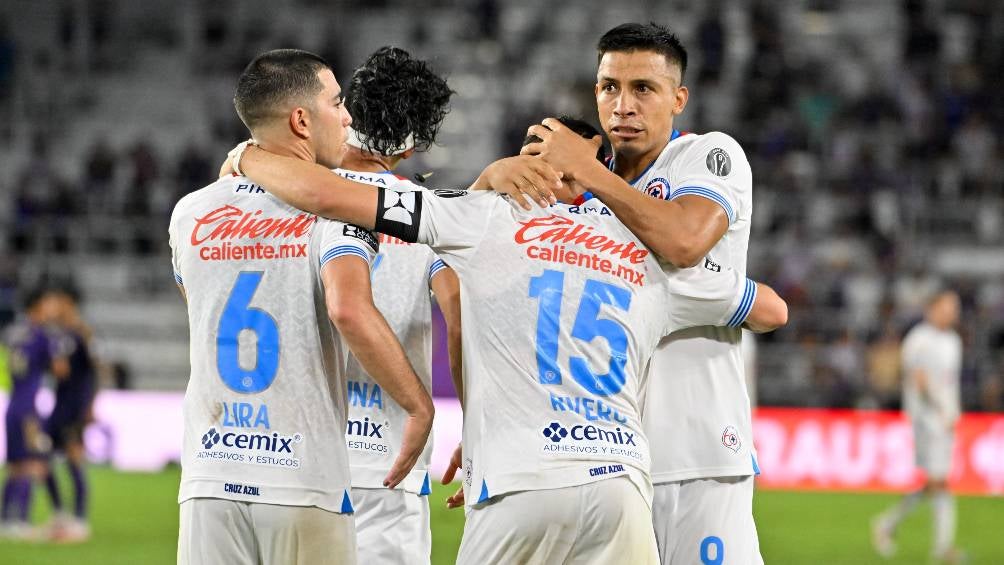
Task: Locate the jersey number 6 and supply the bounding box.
[529,269,631,397]
[216,272,280,393]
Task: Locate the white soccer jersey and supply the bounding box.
[623,130,758,482]
[169,175,379,514]
[901,321,962,428]
[375,189,756,506]
[333,169,446,495]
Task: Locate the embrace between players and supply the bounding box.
[170,23,788,565]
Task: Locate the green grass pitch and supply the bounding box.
[1,466,1002,564]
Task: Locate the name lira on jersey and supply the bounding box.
[169,174,378,513]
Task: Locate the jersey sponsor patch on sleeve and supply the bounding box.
[342,224,380,252]
[706,148,732,177]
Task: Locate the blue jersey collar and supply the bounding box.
[608,129,681,186]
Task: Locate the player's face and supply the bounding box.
[933,294,960,328]
[596,50,688,164]
[311,69,352,169]
[34,293,63,324]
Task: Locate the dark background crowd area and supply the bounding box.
[1,0,1002,410]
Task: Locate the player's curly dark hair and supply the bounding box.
[346,46,454,155]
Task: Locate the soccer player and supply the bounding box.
[222,116,788,564]
[872,290,965,564]
[1,287,67,539]
[511,23,763,564]
[336,46,461,564]
[170,49,433,565]
[44,287,97,542]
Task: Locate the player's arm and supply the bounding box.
[429,262,467,498]
[322,257,434,489]
[429,263,463,406]
[51,355,70,381]
[666,268,787,334]
[49,334,71,381]
[234,145,381,229]
[522,119,734,268]
[744,282,788,333]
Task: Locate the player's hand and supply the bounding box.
[445,485,465,509]
[218,156,236,178]
[219,139,257,178]
[383,408,434,489]
[522,117,604,184]
[441,443,463,485]
[470,155,562,210]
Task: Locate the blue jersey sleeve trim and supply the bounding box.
[428,259,448,281]
[173,272,184,286]
[727,278,757,327]
[670,186,737,224]
[320,245,371,268]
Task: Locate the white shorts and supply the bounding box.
[178,498,356,565]
[457,475,658,565]
[353,487,431,565]
[652,476,763,565]
[913,423,955,480]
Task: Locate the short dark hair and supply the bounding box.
[597,22,688,80]
[523,116,607,163]
[346,46,454,155]
[234,49,332,132]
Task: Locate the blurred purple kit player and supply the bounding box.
[45,314,97,525]
[2,289,66,526]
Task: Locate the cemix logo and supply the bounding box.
[202,428,222,449]
[200,426,303,453]
[541,422,636,446]
[543,422,569,443]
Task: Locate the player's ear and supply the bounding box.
[673,85,689,116]
[289,106,310,140]
[400,148,415,160]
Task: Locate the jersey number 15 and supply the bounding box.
[529,269,632,397]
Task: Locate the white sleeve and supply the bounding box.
[428,256,450,284]
[662,262,755,334]
[670,132,751,225]
[411,190,496,271]
[900,328,930,372]
[168,205,184,286]
[316,218,379,268]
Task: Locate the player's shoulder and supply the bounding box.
[314,215,380,252]
[171,175,244,217]
[3,320,32,346]
[679,131,748,165]
[332,168,425,192]
[903,321,934,344]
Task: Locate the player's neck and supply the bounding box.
[341,147,398,173]
[255,135,316,164]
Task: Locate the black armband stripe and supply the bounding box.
[375,188,423,243]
